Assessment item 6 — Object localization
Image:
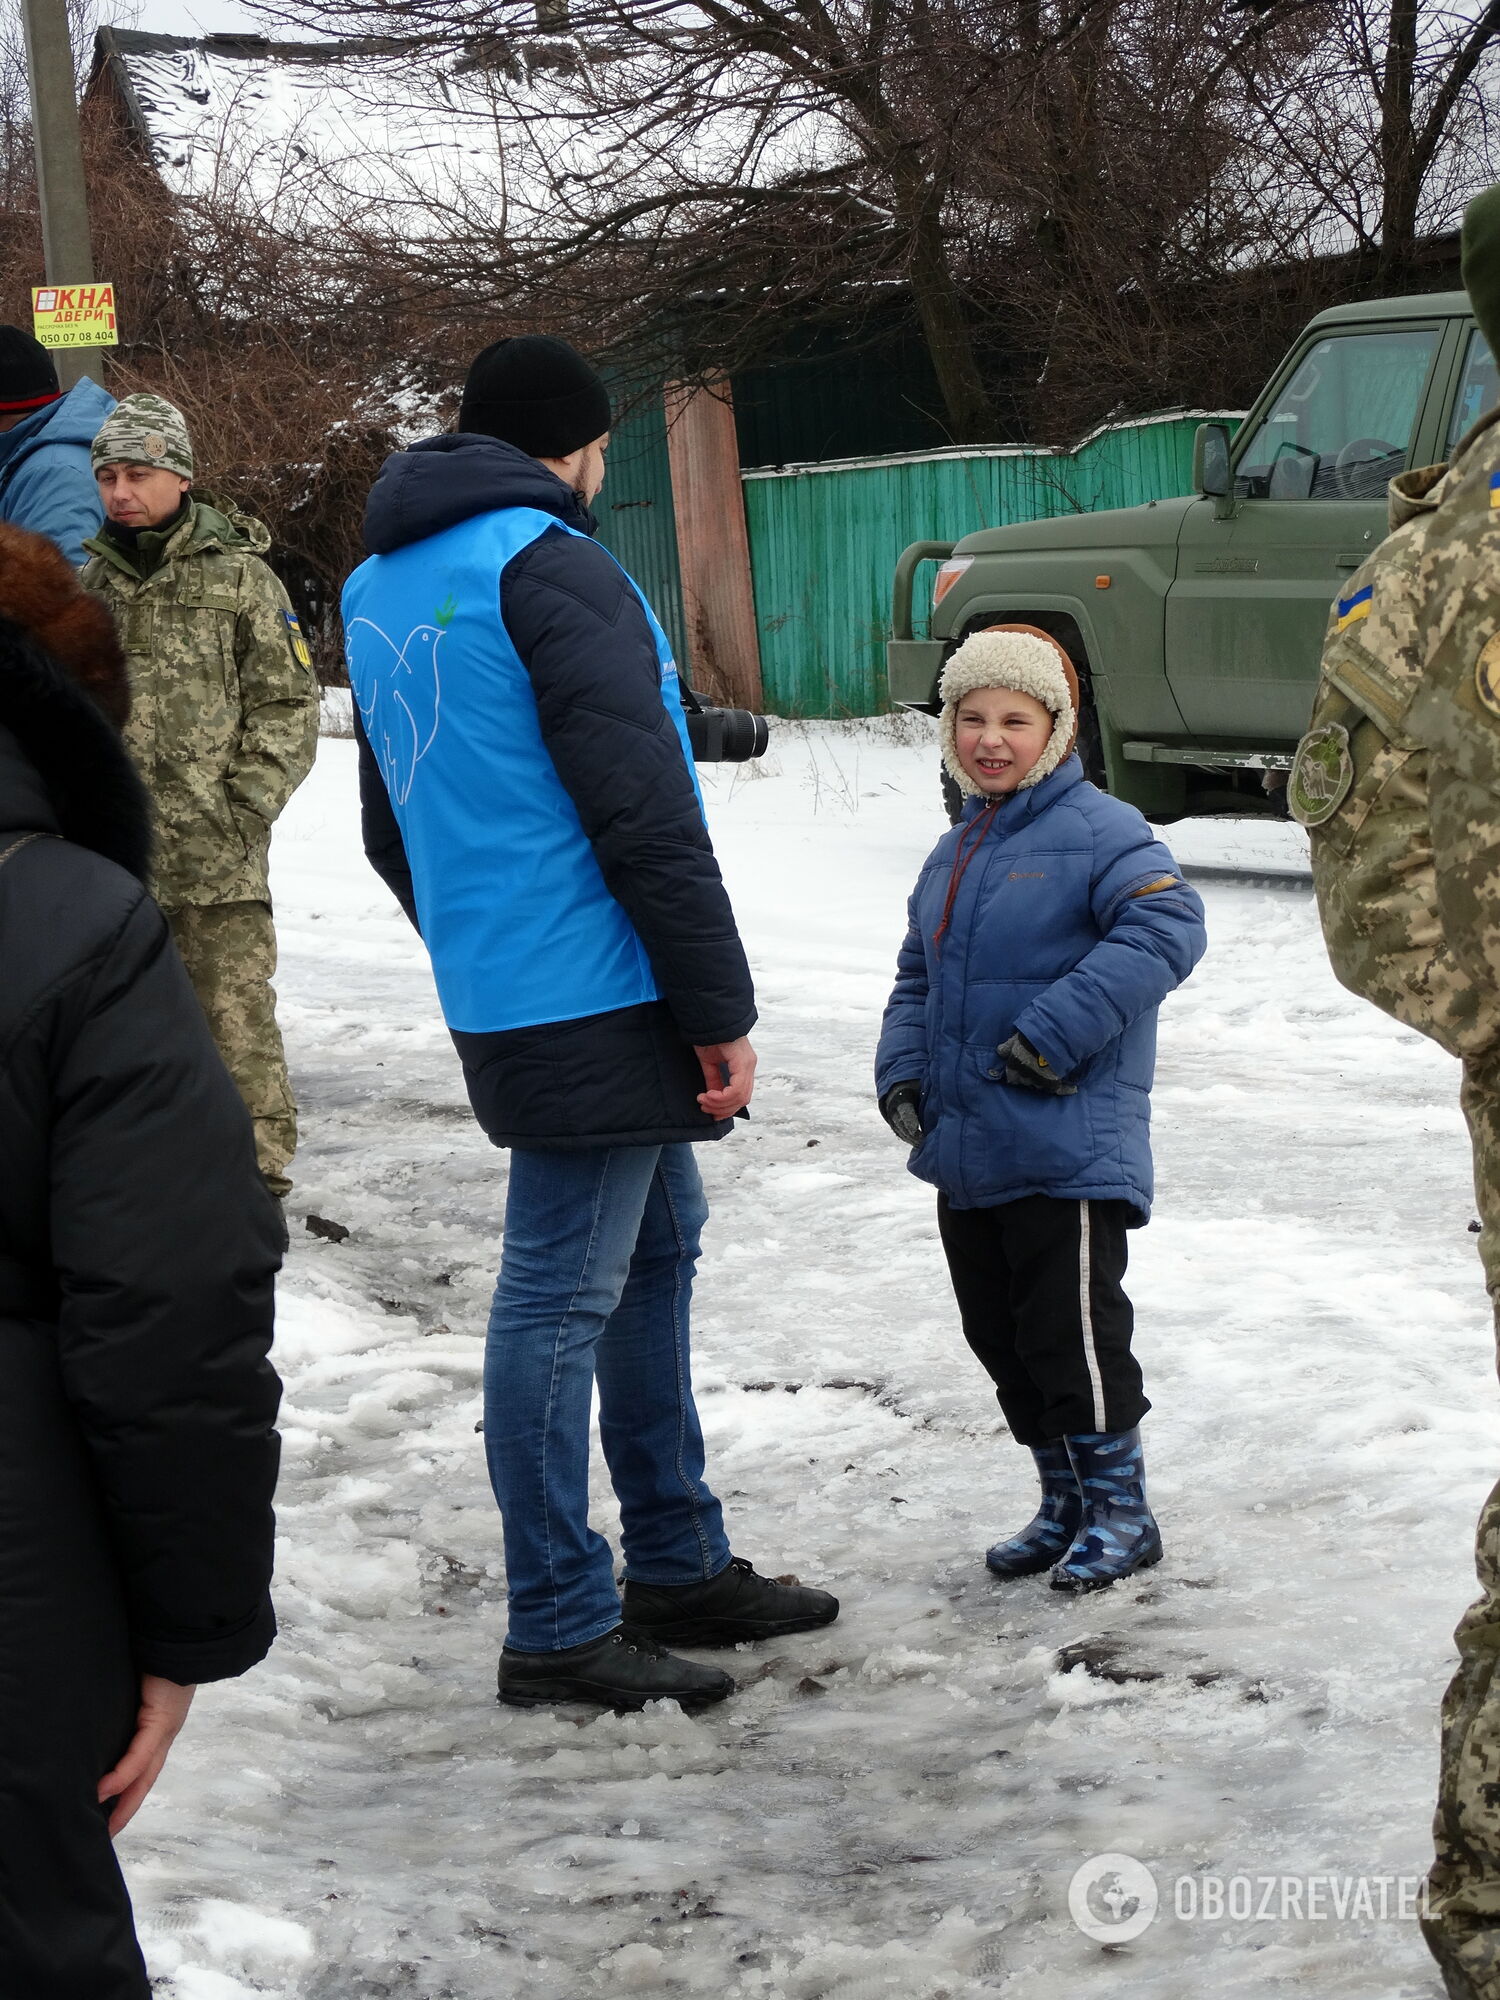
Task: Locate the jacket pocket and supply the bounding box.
[123,599,154,653]
[196,782,245,859]
[170,591,241,722]
[229,797,269,856]
[965,1045,1097,1192]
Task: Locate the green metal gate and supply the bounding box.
[592,386,688,667]
[591,402,1241,717]
[741,414,1241,717]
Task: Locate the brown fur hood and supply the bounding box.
[0,521,129,726]
[938,624,1082,798]
[0,523,150,880]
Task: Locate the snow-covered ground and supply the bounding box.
[131,721,1495,1999]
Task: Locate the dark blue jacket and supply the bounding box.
[876,760,1206,1219]
[352,434,755,1150]
[0,378,113,566]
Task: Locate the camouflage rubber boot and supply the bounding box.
[986,1442,1084,1578]
[1051,1429,1164,1594]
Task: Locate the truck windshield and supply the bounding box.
[1234,326,1440,502]
[1446,327,1497,455]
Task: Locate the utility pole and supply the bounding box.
[21,0,98,391]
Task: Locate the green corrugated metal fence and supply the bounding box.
[590,403,1242,714]
[742,413,1242,718]
[592,385,688,667]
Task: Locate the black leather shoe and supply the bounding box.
[622,1556,840,1646]
[497,1624,735,1712]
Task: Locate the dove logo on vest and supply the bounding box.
[348,595,453,805]
[341,509,686,1034]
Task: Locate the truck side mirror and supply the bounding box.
[1194,422,1235,518]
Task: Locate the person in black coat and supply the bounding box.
[0,522,283,2000]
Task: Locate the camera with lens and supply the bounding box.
[680,679,770,763]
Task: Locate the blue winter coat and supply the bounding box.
[0,378,114,567]
[875,758,1206,1220]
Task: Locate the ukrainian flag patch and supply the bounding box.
[1489,471,1500,509]
[283,608,312,669]
[1335,584,1373,631]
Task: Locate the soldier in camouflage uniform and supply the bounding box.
[81,394,319,1196]
[1291,189,1500,2000]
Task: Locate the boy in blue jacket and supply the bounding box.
[876,627,1206,1592]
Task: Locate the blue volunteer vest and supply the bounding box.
[342,508,701,1034]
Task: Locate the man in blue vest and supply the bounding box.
[0,327,113,565]
[345,336,838,1712]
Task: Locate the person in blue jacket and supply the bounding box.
[346,335,838,1714]
[0,328,114,566]
[876,626,1206,1593]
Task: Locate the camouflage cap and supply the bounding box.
[91,392,194,478]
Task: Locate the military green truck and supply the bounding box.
[888,290,1496,819]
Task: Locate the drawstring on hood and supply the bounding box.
[932,797,1000,948]
[938,625,1081,798]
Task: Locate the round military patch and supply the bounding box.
[1476,633,1500,717]
[142,432,167,460]
[1288,722,1354,827]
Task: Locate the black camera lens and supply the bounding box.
[684,705,770,763]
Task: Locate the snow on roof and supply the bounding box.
[93,25,851,245]
[740,411,1251,478]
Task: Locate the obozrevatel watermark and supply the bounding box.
[1068,1853,1431,1944]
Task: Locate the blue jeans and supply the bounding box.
[484,1143,731,1652]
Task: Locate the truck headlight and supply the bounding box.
[932,556,974,609]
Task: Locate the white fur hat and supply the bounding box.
[938,626,1079,797]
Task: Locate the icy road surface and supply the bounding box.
[134,722,1492,1999]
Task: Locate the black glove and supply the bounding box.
[879,1080,924,1146]
[997,1033,1076,1095]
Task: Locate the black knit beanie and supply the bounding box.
[0,325,60,414]
[458,335,611,459]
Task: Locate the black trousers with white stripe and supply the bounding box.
[936,1193,1148,1447]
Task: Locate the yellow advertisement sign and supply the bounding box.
[31,282,118,349]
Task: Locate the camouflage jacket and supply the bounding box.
[83,500,319,909]
[1396,407,1500,1003]
[1288,408,1500,1064]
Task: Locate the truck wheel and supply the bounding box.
[941,765,964,824]
[1076,686,1107,790]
